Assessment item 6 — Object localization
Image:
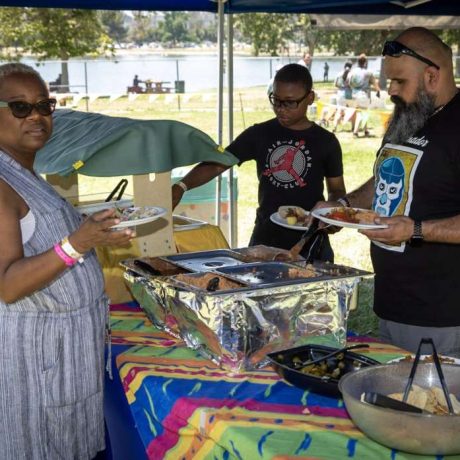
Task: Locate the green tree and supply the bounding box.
[156,12,191,46]
[293,14,320,56]
[98,10,128,46]
[318,30,393,56]
[128,11,156,46]
[234,13,291,56]
[0,8,112,91]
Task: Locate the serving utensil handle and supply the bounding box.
[402,337,454,414]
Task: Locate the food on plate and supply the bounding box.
[325,207,379,225]
[387,384,460,415]
[174,273,242,291]
[287,266,317,279]
[397,354,458,365]
[113,206,159,222]
[278,206,309,226]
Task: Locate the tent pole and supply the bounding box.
[216,0,225,228]
[227,13,236,247]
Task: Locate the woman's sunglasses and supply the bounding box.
[382,41,440,70]
[0,98,57,118]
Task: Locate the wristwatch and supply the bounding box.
[410,220,423,247]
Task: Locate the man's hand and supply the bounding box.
[309,200,344,233]
[359,215,413,245]
[172,184,184,210]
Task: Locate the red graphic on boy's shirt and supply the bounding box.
[262,140,307,187]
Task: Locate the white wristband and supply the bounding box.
[337,197,351,208]
[61,236,84,264]
[176,181,188,193]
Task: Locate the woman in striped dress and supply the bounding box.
[0,63,134,459]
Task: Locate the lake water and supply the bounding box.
[23,54,383,95]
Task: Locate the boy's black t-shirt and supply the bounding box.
[371,91,460,326]
[226,118,343,254]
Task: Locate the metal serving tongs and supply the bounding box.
[292,343,370,369]
[105,178,128,202]
[402,337,455,414]
[289,217,320,260]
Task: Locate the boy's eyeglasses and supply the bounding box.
[269,92,309,110]
[0,98,57,118]
[382,41,440,70]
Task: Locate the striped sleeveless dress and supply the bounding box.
[0,151,108,459]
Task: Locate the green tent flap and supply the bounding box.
[35,110,239,177]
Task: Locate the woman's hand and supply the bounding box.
[68,208,135,254]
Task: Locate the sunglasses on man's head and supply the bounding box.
[0,98,57,118]
[382,41,440,70]
[268,92,310,110]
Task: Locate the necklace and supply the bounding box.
[431,104,445,117]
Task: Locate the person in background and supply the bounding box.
[314,27,460,357]
[347,53,381,137]
[323,61,330,82]
[172,64,345,262]
[0,63,134,458]
[297,52,312,71]
[332,61,356,133]
[133,74,141,87]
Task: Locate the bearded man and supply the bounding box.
[316,27,460,357]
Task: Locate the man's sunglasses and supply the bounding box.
[0,98,57,118]
[269,92,309,110]
[382,41,440,70]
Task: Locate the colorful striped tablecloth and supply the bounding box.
[111,304,459,460]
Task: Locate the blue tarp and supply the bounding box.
[0,0,456,15]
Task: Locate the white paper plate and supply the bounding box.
[111,206,167,229]
[270,211,310,231]
[388,354,460,365]
[76,199,133,215]
[311,207,388,230]
[173,215,207,231]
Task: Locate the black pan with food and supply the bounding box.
[267,344,380,397]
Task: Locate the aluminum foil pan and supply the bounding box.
[160,270,363,371]
[121,257,188,337]
[162,249,247,272]
[121,249,372,371]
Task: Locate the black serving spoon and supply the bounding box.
[292,343,370,369]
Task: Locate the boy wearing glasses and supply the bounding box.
[173,64,345,261]
[315,27,460,357]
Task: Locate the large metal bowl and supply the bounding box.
[339,362,460,455]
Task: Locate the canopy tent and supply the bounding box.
[311,14,460,30]
[0,0,459,15]
[2,0,457,246]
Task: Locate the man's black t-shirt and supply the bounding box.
[227,118,343,255]
[371,91,460,327]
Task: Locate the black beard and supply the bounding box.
[384,90,436,144]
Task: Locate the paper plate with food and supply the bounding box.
[270,205,310,231]
[311,207,388,230]
[108,205,167,228]
[388,354,460,365]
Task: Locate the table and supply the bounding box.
[107,303,459,460]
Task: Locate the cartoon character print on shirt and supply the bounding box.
[372,143,423,252]
[262,139,309,188]
[373,157,404,216]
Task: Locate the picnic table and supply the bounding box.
[104,303,460,460]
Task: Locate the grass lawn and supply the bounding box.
[73,85,389,335]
